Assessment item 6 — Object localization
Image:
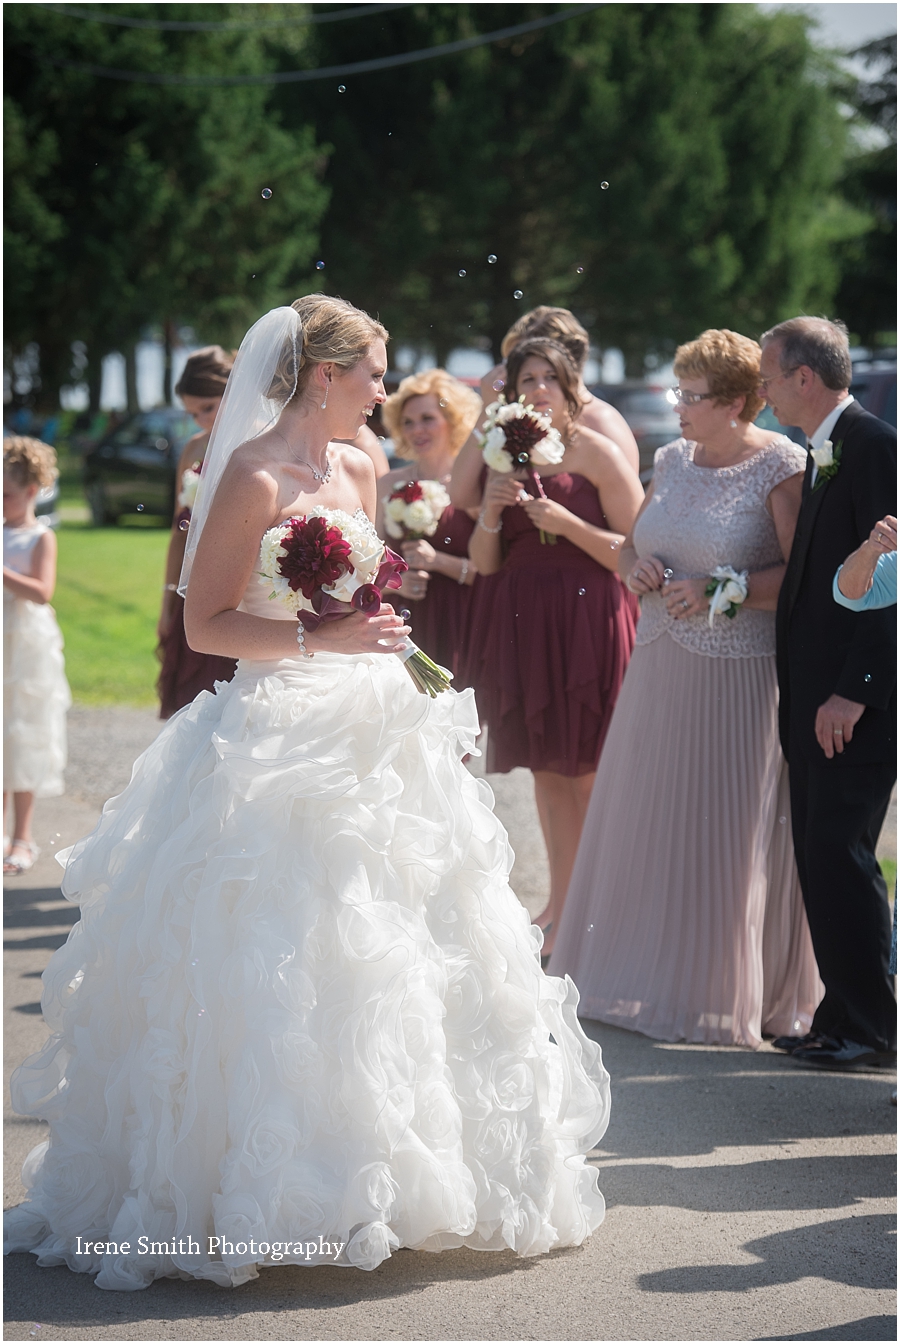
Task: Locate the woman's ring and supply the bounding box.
[681,599,689,609]
[833,728,843,736]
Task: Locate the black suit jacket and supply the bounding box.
[775,400,896,766]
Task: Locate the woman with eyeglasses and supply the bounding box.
[549,329,823,1048]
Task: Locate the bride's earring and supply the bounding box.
[320,383,329,411]
[730,419,737,428]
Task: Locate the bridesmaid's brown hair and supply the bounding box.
[504,338,582,420]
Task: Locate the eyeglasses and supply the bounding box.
[757,365,800,394]
[666,387,716,407]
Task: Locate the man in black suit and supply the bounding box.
[760,316,896,1068]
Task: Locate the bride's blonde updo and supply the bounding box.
[268,294,389,404]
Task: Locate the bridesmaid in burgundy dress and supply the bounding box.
[468,338,644,956]
[377,370,482,684]
[157,347,238,718]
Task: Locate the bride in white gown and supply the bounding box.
[4,297,610,1291]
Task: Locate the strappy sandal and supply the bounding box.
[3,840,39,875]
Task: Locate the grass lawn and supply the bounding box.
[55,520,169,706]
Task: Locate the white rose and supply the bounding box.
[421,480,451,512]
[484,425,507,452]
[811,440,834,470]
[404,500,432,533]
[531,427,565,466]
[385,497,407,521]
[483,441,513,473]
[722,579,746,604]
[178,467,201,509]
[383,514,403,539]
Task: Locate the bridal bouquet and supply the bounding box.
[257,507,453,695]
[479,396,565,543]
[382,479,451,540]
[705,565,749,627]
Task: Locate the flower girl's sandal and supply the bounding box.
[3,841,39,875]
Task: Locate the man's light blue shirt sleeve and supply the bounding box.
[833,551,897,611]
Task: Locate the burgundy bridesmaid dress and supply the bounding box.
[470,473,638,775]
[157,503,237,720]
[394,504,477,687]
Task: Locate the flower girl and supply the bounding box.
[3,437,71,875]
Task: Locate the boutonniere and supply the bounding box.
[811,439,842,491]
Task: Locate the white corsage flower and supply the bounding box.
[705,565,749,627]
[810,440,834,471]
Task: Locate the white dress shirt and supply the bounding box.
[809,394,854,486]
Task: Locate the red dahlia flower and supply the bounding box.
[278,516,353,600]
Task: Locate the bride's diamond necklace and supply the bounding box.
[272,429,332,483]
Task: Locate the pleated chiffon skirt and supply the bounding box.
[548,633,822,1047]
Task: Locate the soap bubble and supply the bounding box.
[338,84,346,93]
[178,518,189,531]
[576,266,584,274]
[513,290,523,299]
[136,504,144,512]
[439,398,447,407]
[458,269,466,277]
[261,188,273,199]
[487,254,497,264]
[578,587,586,595]
[492,378,505,391]
[443,537,452,544]
[315,260,325,270]
[399,609,411,621]
[600,181,609,190]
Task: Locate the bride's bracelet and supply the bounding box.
[296,622,314,659]
[477,509,503,535]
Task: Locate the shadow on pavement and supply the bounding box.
[636,1212,894,1294]
[756,1312,897,1340]
[3,1241,558,1328]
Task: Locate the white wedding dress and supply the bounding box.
[5,554,610,1291]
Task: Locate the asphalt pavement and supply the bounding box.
[4,706,896,1342]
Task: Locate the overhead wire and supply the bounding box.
[32,4,603,85]
[31,3,415,32]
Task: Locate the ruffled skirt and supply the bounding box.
[3,596,71,796]
[5,653,609,1289]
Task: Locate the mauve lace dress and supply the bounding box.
[548,439,823,1047]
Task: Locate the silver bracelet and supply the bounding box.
[296,622,313,659]
[457,560,469,585]
[477,509,503,535]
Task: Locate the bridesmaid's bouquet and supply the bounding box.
[479,396,565,543]
[383,479,451,540]
[257,507,453,695]
[178,464,203,511]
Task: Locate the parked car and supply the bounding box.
[850,362,896,427]
[589,382,682,481]
[83,408,198,526]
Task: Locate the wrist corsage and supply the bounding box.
[705,565,749,627]
[811,439,842,492]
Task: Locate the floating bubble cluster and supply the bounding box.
[316,260,325,270]
[261,188,273,199]
[513,290,523,300]
[487,254,497,264]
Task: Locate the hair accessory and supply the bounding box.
[296,622,313,659]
